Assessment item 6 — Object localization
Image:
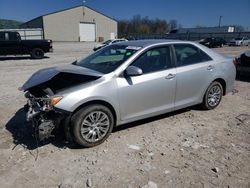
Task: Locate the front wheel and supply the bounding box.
[71,104,114,147]
[201,81,223,110]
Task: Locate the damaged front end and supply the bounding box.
[24,91,66,141]
[20,64,103,142]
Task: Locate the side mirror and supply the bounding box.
[125,66,143,76]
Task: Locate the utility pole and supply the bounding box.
[218,16,222,27]
[82,0,86,18]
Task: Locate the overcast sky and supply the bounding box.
[0,0,250,30]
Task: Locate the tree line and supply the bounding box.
[118,15,180,38]
[0,19,23,29]
[118,15,247,38]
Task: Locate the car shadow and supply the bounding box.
[113,108,191,132]
[0,56,50,61]
[5,107,193,150]
[5,107,70,150]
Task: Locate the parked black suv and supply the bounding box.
[199,37,227,48]
[0,31,53,59]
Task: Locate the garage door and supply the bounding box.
[79,23,96,42]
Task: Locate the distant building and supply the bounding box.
[170,26,235,34]
[20,5,118,42]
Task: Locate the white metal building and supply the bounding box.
[21,5,118,42]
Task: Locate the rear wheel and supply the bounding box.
[201,81,223,110]
[31,48,44,59]
[72,104,114,147]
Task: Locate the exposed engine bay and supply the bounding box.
[24,90,62,141]
[21,64,103,141]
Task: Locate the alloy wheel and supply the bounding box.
[80,111,110,142]
[207,85,222,107]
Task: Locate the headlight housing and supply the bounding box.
[50,96,63,106]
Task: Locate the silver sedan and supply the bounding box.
[21,40,236,147]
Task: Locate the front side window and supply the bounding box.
[76,45,139,74]
[102,40,112,45]
[0,32,5,41]
[111,40,120,44]
[131,46,172,74]
[174,44,212,66]
[5,33,9,40]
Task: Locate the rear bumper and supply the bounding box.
[237,65,250,73]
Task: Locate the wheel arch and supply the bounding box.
[72,100,118,126]
[31,46,45,51]
[213,78,226,95]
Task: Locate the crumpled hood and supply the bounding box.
[21,64,103,91]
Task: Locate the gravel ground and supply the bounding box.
[0,43,249,188]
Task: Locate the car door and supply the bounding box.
[0,32,13,55]
[0,32,22,55]
[173,43,215,110]
[116,46,176,122]
[7,32,23,54]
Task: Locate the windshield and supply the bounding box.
[102,40,112,45]
[76,45,140,74]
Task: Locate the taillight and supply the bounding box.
[233,58,238,67]
[48,40,53,47]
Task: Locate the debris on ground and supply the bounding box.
[127,144,141,150]
[141,181,158,188]
[211,167,220,173]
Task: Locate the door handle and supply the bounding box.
[207,65,214,71]
[165,73,176,79]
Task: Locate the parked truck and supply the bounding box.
[0,31,53,59]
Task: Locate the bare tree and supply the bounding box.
[118,15,168,37]
[169,19,178,31]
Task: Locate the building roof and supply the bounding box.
[21,5,117,26]
[176,26,234,33]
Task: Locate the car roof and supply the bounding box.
[116,39,226,61]
[0,31,16,33]
[116,39,182,47]
[113,38,127,40]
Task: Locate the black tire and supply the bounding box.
[71,104,114,147]
[201,81,223,110]
[31,48,44,59]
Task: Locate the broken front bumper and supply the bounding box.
[25,97,71,141]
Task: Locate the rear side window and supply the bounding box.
[131,46,173,74]
[174,44,212,66]
[8,32,18,40]
[200,50,212,62]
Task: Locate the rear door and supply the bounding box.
[116,46,176,121]
[173,43,215,110]
[0,32,22,55]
